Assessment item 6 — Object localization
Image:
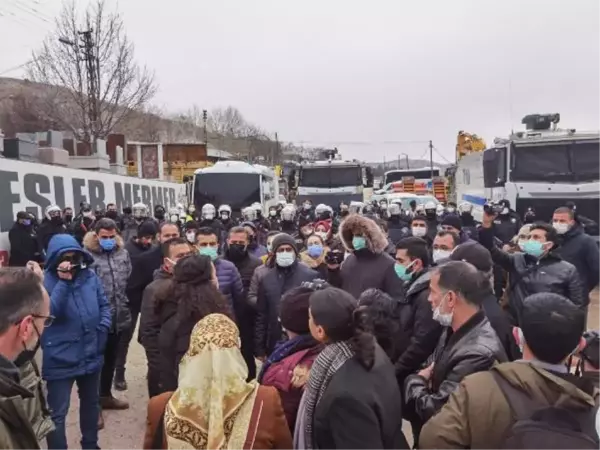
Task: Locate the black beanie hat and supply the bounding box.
[441,215,462,231]
[271,233,298,254]
[138,221,158,238]
[280,287,312,334]
[298,215,313,228]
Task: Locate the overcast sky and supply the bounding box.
[1,0,598,163]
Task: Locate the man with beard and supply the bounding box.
[115,221,158,390]
[37,205,67,252]
[224,226,262,379]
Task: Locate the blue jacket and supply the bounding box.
[214,258,244,314]
[41,234,112,381]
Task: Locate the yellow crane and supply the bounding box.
[456,130,486,161]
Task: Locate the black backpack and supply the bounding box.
[492,371,599,449]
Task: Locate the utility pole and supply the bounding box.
[273,132,279,166]
[202,109,208,146]
[429,140,434,179]
[397,154,401,169]
[59,29,99,147]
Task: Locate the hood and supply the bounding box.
[44,234,94,269]
[493,361,596,410]
[338,214,388,254]
[83,231,125,254]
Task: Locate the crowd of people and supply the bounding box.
[0,194,599,449]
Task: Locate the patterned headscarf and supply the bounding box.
[164,314,258,449]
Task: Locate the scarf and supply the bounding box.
[300,340,354,449]
[299,248,328,269]
[258,334,316,383]
[164,314,259,450]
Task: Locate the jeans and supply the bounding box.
[100,332,121,398]
[115,303,141,377]
[46,371,100,449]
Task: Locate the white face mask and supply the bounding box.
[501,207,509,215]
[412,226,427,238]
[276,251,295,267]
[433,293,453,327]
[447,207,455,213]
[220,212,229,220]
[433,249,452,263]
[316,231,328,241]
[269,210,277,217]
[552,222,570,235]
[203,212,215,220]
[186,232,196,244]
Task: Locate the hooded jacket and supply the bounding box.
[0,355,41,449]
[405,310,508,424]
[8,222,41,266]
[83,232,132,333]
[395,270,443,381]
[479,227,586,323]
[420,361,599,449]
[555,224,599,294]
[338,214,405,299]
[42,234,112,381]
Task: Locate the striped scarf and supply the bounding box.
[301,340,354,449]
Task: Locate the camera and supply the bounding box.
[325,250,344,266]
[483,202,504,215]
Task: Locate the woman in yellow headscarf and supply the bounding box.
[144,313,292,450]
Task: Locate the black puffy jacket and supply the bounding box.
[404,310,507,423]
[8,223,41,266]
[395,271,443,382]
[479,227,585,324]
[36,219,67,252]
[555,224,599,294]
[492,211,521,244]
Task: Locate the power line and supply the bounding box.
[0,61,32,77]
[5,0,52,23]
[432,146,453,164]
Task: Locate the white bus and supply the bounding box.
[296,159,373,206]
[382,167,442,189]
[455,118,599,231]
[193,161,279,215]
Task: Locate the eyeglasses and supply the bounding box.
[33,314,55,328]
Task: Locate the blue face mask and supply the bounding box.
[99,238,116,252]
[352,236,367,251]
[199,246,218,261]
[307,244,323,258]
[523,239,545,258]
[394,261,414,281]
[23,219,31,226]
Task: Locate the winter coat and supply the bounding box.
[138,269,172,391]
[8,222,41,266]
[248,265,269,308]
[248,243,268,259]
[479,226,586,324]
[387,217,411,246]
[555,223,600,294]
[480,290,521,361]
[42,234,112,381]
[254,261,319,357]
[125,237,155,310]
[338,214,405,299]
[71,215,94,245]
[36,219,67,252]
[17,359,54,442]
[405,310,508,424]
[230,253,262,355]
[260,339,322,431]
[299,248,329,279]
[84,232,132,334]
[493,211,522,244]
[312,345,409,449]
[460,213,480,241]
[420,361,599,449]
[214,258,244,313]
[0,356,41,449]
[143,386,293,450]
[395,271,443,381]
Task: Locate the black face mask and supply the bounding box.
[14,322,41,367]
[51,216,63,225]
[64,214,73,223]
[227,244,248,261]
[155,212,165,220]
[340,210,349,217]
[106,210,118,219]
[426,211,436,219]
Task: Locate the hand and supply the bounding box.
[26,261,44,281]
[57,261,73,280]
[418,362,434,380]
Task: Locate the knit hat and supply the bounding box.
[138,221,158,238]
[279,288,311,334]
[271,233,297,254]
[441,215,462,231]
[298,215,313,228]
[450,242,492,273]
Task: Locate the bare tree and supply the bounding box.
[28,0,156,144]
[208,106,246,137]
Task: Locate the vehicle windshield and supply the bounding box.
[194,173,261,211]
[384,169,440,184]
[299,166,363,188]
[388,195,438,210]
[510,140,599,183]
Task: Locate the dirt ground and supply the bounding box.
[62,290,600,448]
